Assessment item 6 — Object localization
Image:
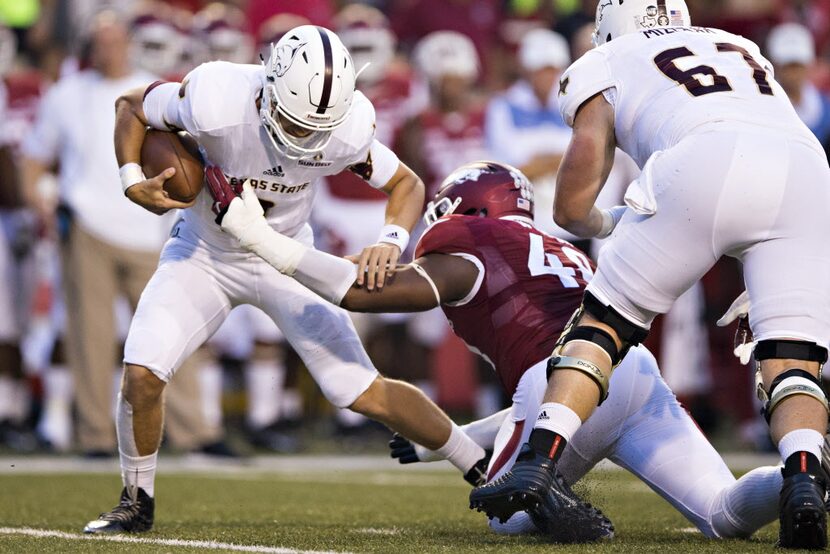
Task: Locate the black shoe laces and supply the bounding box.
[97,497,143,523]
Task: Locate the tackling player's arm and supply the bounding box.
[217,181,474,311]
[553,92,617,238]
[114,84,194,215]
[342,252,475,312]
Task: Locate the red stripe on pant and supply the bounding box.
[487,419,525,482]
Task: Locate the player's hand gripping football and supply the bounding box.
[346,242,401,291]
[125,168,196,215]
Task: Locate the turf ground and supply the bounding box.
[0,455,789,553]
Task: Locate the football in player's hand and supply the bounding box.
[141,129,204,203]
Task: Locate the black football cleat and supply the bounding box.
[469,444,613,543]
[83,487,154,534]
[779,471,827,549]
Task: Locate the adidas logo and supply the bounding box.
[537,410,549,421]
[263,166,284,177]
[385,231,399,239]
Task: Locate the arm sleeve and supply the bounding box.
[142,81,184,131]
[558,49,617,127]
[21,85,61,163]
[343,93,402,189]
[347,139,401,189]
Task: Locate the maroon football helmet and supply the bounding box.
[424,161,535,226]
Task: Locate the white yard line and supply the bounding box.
[0,527,352,554]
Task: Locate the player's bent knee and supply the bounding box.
[548,292,649,402]
[754,340,829,421]
[123,364,166,407]
[348,376,389,420]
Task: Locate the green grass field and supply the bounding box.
[0,458,787,553]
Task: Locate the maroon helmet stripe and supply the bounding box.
[316,27,333,115]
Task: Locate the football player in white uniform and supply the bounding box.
[470,1,830,549]
[83,25,487,534]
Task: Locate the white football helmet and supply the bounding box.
[261,25,356,159]
[594,0,691,46]
[334,4,396,85]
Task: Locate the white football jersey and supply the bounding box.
[146,61,400,247]
[558,26,818,168]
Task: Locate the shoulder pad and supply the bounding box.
[331,92,376,157]
[181,62,261,134]
[558,49,616,127]
[415,216,478,259]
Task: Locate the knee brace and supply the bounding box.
[547,292,650,403]
[754,339,829,422]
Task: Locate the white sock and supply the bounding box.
[37,366,73,451]
[116,393,158,497]
[437,422,486,474]
[709,465,781,538]
[198,360,224,430]
[533,402,582,442]
[120,451,158,498]
[778,429,823,461]
[245,360,285,428]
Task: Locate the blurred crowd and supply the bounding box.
[0,0,829,457]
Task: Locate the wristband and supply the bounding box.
[119,163,145,195]
[596,205,627,239]
[377,224,409,252]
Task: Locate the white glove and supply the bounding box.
[596,205,627,239]
[220,180,267,246]
[716,290,750,327]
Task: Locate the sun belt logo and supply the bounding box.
[263,165,284,177]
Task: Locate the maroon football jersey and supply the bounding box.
[414,215,595,395]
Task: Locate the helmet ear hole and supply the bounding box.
[462,207,479,216]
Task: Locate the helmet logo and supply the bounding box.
[597,0,612,23]
[272,40,307,77]
[640,1,670,29]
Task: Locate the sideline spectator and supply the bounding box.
[767,22,830,159]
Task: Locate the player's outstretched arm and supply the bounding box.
[216,182,477,311]
[554,92,617,238]
[114,85,194,214]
